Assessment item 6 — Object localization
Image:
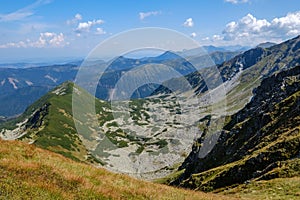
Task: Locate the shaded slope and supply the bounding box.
[171,66,300,193]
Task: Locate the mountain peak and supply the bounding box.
[51,81,74,96]
[155,51,182,60]
[256,42,277,48]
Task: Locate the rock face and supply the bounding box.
[172,65,300,191]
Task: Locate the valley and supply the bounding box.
[0,32,299,199]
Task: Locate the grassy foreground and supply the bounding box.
[0,139,234,200]
[222,177,300,200]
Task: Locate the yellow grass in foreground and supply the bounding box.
[0,139,236,200]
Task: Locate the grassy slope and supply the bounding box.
[0,82,113,164]
[223,177,300,200]
[17,82,91,163]
[0,139,235,200]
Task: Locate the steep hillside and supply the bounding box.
[0,82,100,164]
[214,34,299,112]
[0,139,235,200]
[171,66,300,197]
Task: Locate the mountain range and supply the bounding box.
[0,49,239,118]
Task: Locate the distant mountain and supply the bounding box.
[203,45,227,53]
[219,45,251,52]
[0,64,78,117]
[188,51,240,67]
[170,66,300,193]
[181,45,250,57]
[181,46,226,57]
[0,59,84,68]
[148,51,183,61]
[256,42,277,48]
[0,62,48,69]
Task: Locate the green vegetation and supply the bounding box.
[223,177,300,200]
[155,169,185,185]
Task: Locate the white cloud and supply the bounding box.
[190,32,197,38]
[202,37,210,41]
[0,41,27,48]
[48,33,65,46]
[75,13,82,21]
[212,34,224,41]
[271,11,300,36]
[221,11,300,45]
[67,13,82,25]
[0,0,52,22]
[95,27,106,35]
[139,11,161,20]
[183,18,194,27]
[225,0,249,4]
[0,12,33,22]
[75,19,104,33]
[0,32,68,48]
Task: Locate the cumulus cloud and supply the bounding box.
[0,32,68,48]
[67,13,82,25]
[75,19,104,33]
[221,11,300,44]
[74,13,82,20]
[272,11,300,36]
[225,0,249,4]
[139,11,161,20]
[183,18,194,27]
[95,27,106,35]
[190,32,197,38]
[31,32,68,47]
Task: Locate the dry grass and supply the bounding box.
[222,177,300,200]
[0,139,235,200]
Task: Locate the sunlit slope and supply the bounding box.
[0,139,236,200]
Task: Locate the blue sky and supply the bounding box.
[0,0,299,62]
